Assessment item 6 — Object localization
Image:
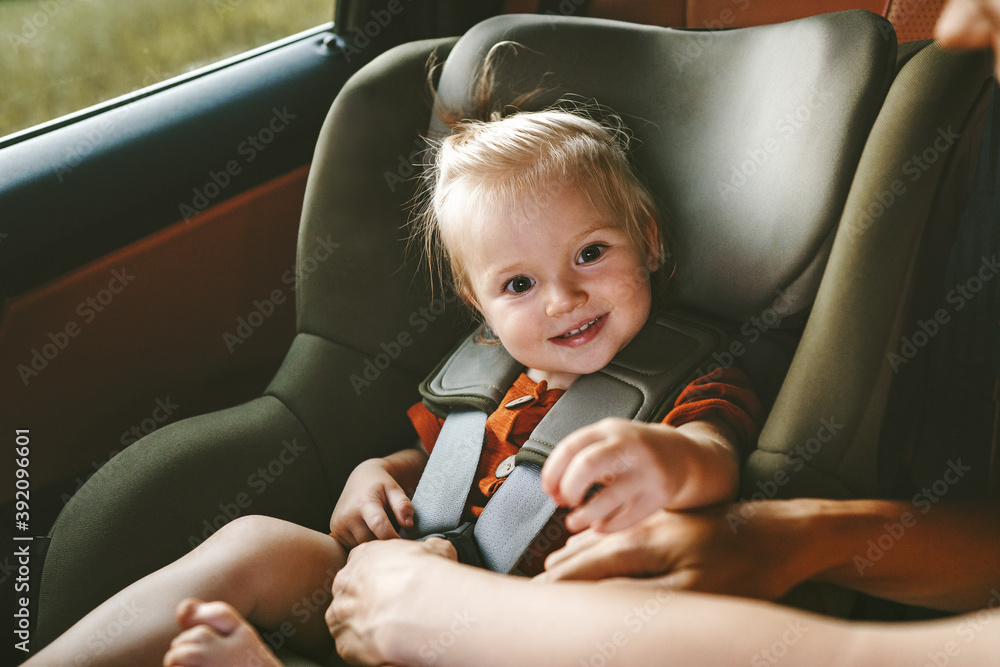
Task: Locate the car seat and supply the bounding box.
[32,10,993,665]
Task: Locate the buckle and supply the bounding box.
[495,454,516,479]
[418,521,484,568]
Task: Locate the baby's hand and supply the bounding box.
[540,418,737,534]
[330,458,414,549]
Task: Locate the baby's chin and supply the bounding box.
[530,356,617,386]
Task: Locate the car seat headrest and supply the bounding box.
[431,11,896,322]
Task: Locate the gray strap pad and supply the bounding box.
[418,333,524,419]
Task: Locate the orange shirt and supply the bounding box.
[407,366,762,574]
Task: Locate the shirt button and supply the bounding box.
[495,455,516,479]
[504,395,535,409]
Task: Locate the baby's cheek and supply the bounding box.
[631,263,653,285]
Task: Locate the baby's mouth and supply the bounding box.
[555,315,603,339]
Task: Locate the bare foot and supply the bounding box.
[163,598,282,667]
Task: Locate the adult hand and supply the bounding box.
[327,537,457,665]
[936,0,1000,65]
[536,502,815,601]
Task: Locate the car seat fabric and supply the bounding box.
[32,11,994,666]
[878,83,1000,500]
[33,36,462,657]
[750,41,993,499]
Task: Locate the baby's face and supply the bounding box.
[461,184,656,389]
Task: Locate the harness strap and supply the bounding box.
[409,408,488,536]
[474,463,557,572]
[476,370,652,572]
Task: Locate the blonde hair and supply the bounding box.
[412,46,671,316]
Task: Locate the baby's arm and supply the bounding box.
[329,446,428,548]
[671,416,742,505]
[540,417,740,534]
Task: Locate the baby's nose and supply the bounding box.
[545,281,587,317]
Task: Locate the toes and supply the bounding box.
[174,598,203,629]
[181,600,245,636]
[164,633,210,667]
[165,621,281,667]
[170,624,218,648]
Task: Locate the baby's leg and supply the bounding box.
[25,515,348,667]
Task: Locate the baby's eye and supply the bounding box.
[504,276,535,294]
[577,244,607,264]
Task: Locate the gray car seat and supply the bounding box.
[33,10,993,665]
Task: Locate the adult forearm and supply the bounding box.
[331,537,1000,666]
[378,567,851,667]
[380,566,1000,667]
[797,498,1000,612]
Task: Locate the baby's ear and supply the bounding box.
[644,217,663,272]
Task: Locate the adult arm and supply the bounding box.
[326,538,1000,667]
[540,497,1000,613]
[806,497,1000,612]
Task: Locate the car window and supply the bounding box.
[0,0,334,139]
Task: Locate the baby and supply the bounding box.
[26,106,760,667]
